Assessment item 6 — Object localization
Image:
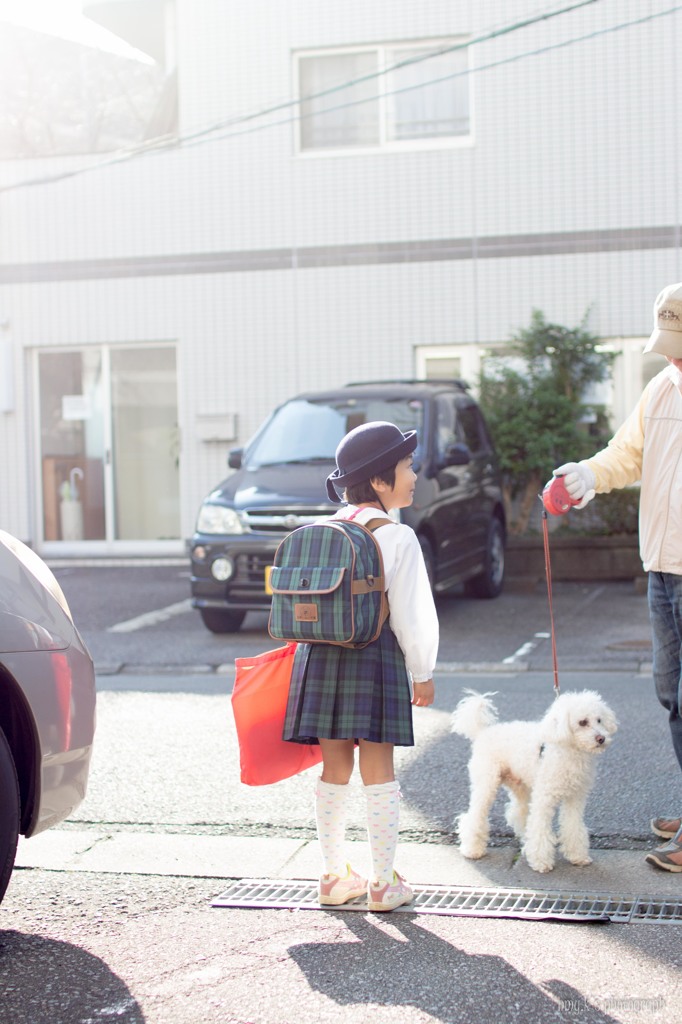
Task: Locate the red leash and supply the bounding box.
[541,508,561,697]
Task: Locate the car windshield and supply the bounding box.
[244,396,425,468]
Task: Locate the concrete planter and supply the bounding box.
[506,534,644,584]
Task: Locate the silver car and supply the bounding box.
[0,530,96,903]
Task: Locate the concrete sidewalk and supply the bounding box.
[15,829,682,902]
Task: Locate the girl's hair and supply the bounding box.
[345,465,396,505]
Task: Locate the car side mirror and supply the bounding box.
[441,442,471,468]
[228,448,243,470]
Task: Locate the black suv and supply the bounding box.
[190,380,506,632]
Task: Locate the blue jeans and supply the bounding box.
[648,572,682,772]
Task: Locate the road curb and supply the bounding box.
[15,830,682,901]
[93,661,654,678]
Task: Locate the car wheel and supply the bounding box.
[0,727,20,904]
[418,535,436,591]
[199,608,246,633]
[464,518,505,599]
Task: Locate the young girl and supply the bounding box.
[283,421,438,911]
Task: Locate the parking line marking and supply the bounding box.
[503,640,537,664]
[108,599,193,633]
[502,631,553,665]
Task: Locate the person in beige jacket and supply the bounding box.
[553,281,682,873]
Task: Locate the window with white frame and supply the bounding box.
[416,345,480,391]
[417,340,653,432]
[297,40,470,152]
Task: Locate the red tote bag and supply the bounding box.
[231,642,323,785]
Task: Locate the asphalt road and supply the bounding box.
[3,563,680,1024]
[45,668,668,846]
[2,869,680,1024]
[49,562,653,675]
[46,563,663,841]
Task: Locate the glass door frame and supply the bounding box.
[33,343,183,558]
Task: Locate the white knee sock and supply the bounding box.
[365,780,401,884]
[315,779,349,877]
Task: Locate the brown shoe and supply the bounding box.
[646,830,682,872]
[651,816,682,839]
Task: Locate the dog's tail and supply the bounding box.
[451,690,498,740]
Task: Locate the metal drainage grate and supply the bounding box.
[212,879,682,924]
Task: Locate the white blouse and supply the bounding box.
[333,505,439,683]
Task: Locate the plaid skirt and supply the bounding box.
[282,625,414,747]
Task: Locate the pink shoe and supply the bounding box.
[367,871,413,912]
[318,865,368,906]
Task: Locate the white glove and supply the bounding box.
[553,462,596,509]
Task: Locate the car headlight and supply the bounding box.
[196,504,245,535]
[211,557,234,581]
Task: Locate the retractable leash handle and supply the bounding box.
[541,474,582,517]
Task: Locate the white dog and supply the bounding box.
[452,690,617,873]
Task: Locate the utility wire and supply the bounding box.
[0,0,604,193]
[171,0,603,149]
[184,2,682,151]
[2,0,678,194]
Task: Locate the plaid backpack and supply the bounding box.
[267,516,392,648]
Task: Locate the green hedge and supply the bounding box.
[564,487,640,536]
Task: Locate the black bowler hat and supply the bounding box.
[326,421,417,502]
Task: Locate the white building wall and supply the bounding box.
[0,0,680,548]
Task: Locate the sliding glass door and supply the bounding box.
[37,345,179,547]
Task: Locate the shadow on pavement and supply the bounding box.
[287,913,620,1023]
[0,930,145,1024]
